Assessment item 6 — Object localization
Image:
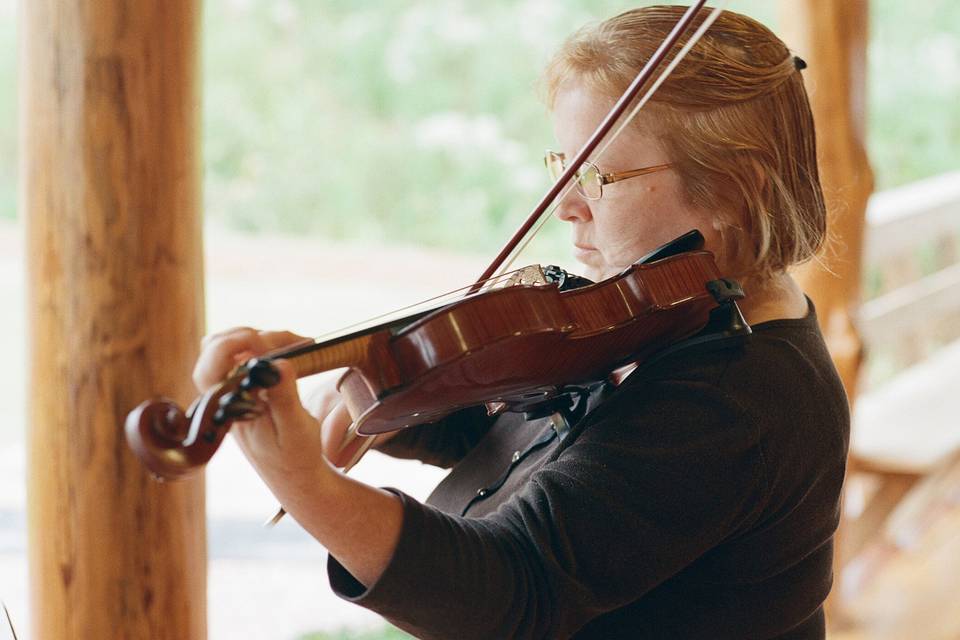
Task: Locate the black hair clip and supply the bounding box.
[794,56,808,71]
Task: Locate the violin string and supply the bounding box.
[306,265,528,344]
[492,2,728,279]
[496,180,578,276]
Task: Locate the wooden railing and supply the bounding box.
[859,170,960,386]
[845,170,960,566]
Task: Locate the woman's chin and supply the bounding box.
[570,249,619,282]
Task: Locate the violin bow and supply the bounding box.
[265,432,375,526]
[0,603,18,640]
[266,0,729,527]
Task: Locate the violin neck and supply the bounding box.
[278,332,403,391]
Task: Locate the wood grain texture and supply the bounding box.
[779,0,873,401]
[22,2,206,638]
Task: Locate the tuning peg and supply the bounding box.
[240,359,281,390]
[213,404,261,425]
[212,390,262,425]
[219,390,251,407]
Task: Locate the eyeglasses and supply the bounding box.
[544,150,672,201]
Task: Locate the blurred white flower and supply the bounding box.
[342,12,375,44]
[517,0,568,48]
[385,2,487,84]
[921,33,960,90]
[225,0,254,14]
[272,0,298,29]
[413,112,525,168]
[434,3,485,47]
[385,7,430,84]
[511,165,546,193]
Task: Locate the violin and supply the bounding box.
[126,231,737,479]
[126,0,734,480]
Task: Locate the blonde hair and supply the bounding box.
[542,6,826,281]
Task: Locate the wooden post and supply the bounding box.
[779,0,874,625]
[779,0,873,401]
[22,2,206,639]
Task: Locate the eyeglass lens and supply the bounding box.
[545,153,602,200]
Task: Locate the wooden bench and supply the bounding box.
[843,170,960,565]
[847,338,960,560]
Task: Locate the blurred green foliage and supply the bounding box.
[2,0,958,251]
[198,0,775,251]
[867,0,960,190]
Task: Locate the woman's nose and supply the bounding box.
[553,190,592,223]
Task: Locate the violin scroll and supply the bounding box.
[125,359,281,480]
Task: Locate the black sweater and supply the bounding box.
[328,304,849,639]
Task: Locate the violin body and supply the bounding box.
[343,250,721,434]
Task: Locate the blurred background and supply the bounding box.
[1,0,958,638]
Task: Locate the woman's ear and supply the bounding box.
[706,206,751,281]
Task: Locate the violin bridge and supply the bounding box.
[500,265,548,288]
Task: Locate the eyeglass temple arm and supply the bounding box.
[601,163,673,185]
[469,0,709,294]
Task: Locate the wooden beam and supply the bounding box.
[22,2,206,639]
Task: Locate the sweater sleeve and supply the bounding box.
[373,405,494,468]
[327,380,766,639]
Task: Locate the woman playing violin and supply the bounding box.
[193,6,848,639]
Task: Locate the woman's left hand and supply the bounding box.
[192,327,336,501]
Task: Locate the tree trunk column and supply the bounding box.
[779,0,873,626]
[22,2,206,639]
[780,0,873,401]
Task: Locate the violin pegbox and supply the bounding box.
[212,358,282,425]
[125,358,283,480]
